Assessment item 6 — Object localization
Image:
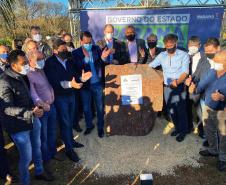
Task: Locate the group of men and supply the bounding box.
[0,24,226,185]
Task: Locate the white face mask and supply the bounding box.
[19,64,30,75]
[33,34,42,42]
[106,33,114,40]
[35,60,45,69]
[214,63,225,71]
[188,46,199,54]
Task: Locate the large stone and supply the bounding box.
[105,64,164,136]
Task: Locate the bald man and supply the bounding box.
[0,45,9,73]
[27,49,71,174]
[96,24,126,65]
[25,40,38,58]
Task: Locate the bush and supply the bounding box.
[0,37,12,47]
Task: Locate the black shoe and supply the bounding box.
[203,140,209,147]
[176,133,186,142]
[98,128,104,138]
[73,141,84,148]
[73,124,83,132]
[199,132,205,139]
[165,115,172,122]
[66,149,79,162]
[217,161,226,171]
[199,150,218,157]
[84,125,95,136]
[6,173,19,183]
[35,172,54,182]
[171,130,179,137]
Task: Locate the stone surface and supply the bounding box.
[105,64,164,136]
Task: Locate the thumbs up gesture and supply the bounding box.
[43,101,50,112]
[71,77,83,89]
[189,82,196,93]
[185,75,192,86]
[33,104,44,118]
[212,89,225,101]
[170,78,178,88]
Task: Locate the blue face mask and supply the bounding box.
[0,54,7,61]
[83,44,93,51]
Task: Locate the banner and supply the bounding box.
[80,7,224,50]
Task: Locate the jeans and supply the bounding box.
[164,84,188,134]
[11,118,43,185]
[81,81,104,129]
[39,104,57,163]
[54,94,76,151]
[0,122,10,178]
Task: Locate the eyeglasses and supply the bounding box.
[168,58,171,66]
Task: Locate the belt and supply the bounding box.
[163,83,184,88]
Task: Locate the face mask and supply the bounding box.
[83,44,93,51]
[33,34,42,42]
[17,46,22,50]
[188,46,199,54]
[167,45,176,54]
[126,34,135,42]
[205,53,215,60]
[106,33,114,40]
[0,54,7,61]
[58,50,68,60]
[214,63,225,71]
[66,42,73,47]
[35,60,45,69]
[17,64,30,75]
[148,42,157,49]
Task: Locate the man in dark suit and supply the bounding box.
[72,31,111,138]
[44,39,92,162]
[123,26,147,64]
[96,24,126,65]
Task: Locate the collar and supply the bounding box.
[164,49,179,57]
[127,39,136,43]
[104,37,113,44]
[8,68,20,77]
[188,51,200,56]
[55,54,67,63]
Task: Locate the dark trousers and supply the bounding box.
[186,86,203,132]
[73,90,81,126]
[0,122,10,178]
[164,85,188,134]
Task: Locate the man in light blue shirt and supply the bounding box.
[149,34,190,142]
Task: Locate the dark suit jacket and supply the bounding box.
[123,39,147,64]
[96,37,126,65]
[146,47,166,64]
[72,45,105,90]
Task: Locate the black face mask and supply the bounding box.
[17,46,22,50]
[205,53,215,60]
[58,50,68,60]
[126,34,135,42]
[167,45,176,54]
[66,42,73,47]
[148,41,157,49]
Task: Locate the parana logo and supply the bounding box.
[197,13,219,20]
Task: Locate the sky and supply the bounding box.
[45,0,220,8]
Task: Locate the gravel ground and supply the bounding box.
[74,117,204,177]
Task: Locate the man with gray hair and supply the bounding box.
[30,26,52,60]
[189,50,226,171]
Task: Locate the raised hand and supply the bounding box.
[170,78,178,88]
[189,82,196,93]
[71,77,83,89]
[33,104,44,118]
[82,70,92,82]
[138,46,145,57]
[82,47,90,58]
[185,75,192,86]
[212,89,225,101]
[101,47,111,59]
[43,101,50,112]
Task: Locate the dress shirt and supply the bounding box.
[196,69,226,110]
[149,49,190,85]
[127,39,138,63]
[27,67,55,105]
[104,37,113,64]
[188,51,201,74]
